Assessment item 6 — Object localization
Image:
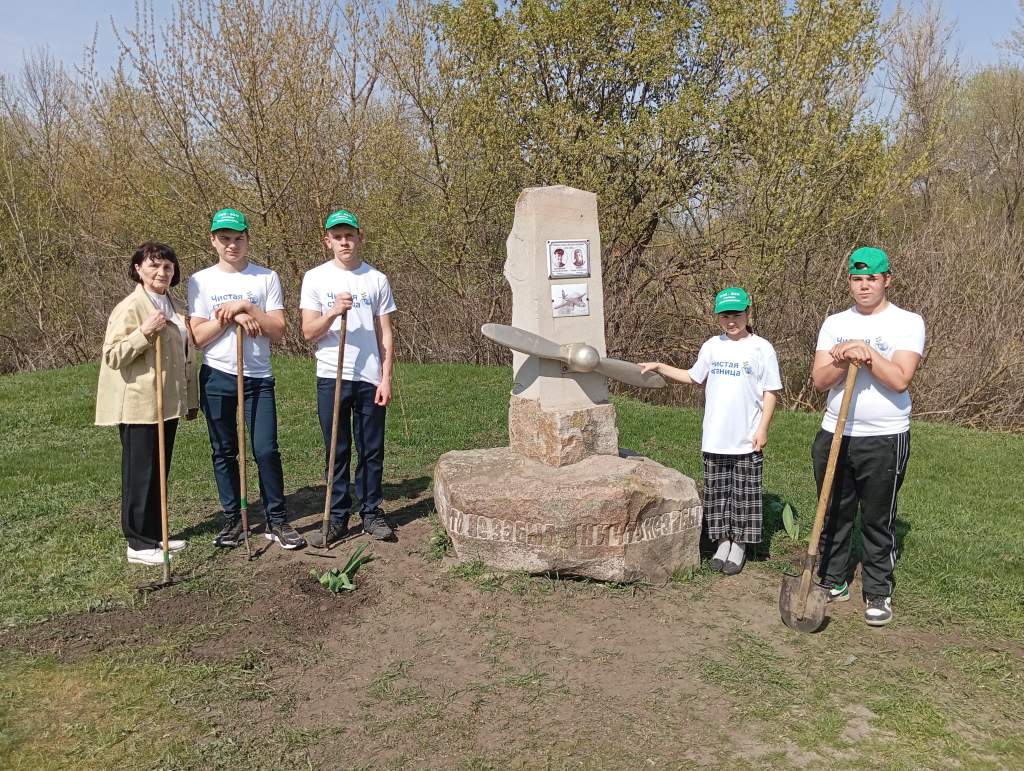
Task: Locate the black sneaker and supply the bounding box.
[864,595,893,627]
[265,521,306,550]
[214,516,245,547]
[362,511,395,540]
[306,522,350,548]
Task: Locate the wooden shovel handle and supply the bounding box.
[236,327,247,508]
[321,314,348,542]
[796,363,859,605]
[236,326,251,558]
[156,333,170,584]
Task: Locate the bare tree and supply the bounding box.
[886,0,960,213]
[957,67,1024,231]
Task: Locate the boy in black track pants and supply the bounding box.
[810,247,925,627]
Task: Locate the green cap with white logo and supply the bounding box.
[324,209,360,230]
[848,246,889,275]
[714,287,750,313]
[210,208,249,232]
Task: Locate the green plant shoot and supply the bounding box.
[309,543,374,593]
[782,503,800,543]
[782,499,798,540]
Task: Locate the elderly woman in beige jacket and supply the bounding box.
[96,242,198,566]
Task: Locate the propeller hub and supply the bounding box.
[566,343,600,372]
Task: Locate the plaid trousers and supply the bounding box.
[702,451,764,544]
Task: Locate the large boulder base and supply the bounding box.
[434,448,702,583]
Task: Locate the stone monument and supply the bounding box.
[433,185,702,582]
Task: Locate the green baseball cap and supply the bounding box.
[210,208,248,232]
[714,286,750,313]
[848,246,889,275]
[324,209,360,230]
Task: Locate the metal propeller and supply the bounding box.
[481,324,666,389]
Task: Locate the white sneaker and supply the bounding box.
[864,595,893,626]
[126,547,170,566]
[161,539,187,552]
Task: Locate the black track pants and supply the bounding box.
[812,429,910,598]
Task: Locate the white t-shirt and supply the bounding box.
[688,334,783,454]
[187,262,284,378]
[147,291,188,358]
[816,303,926,436]
[299,260,397,384]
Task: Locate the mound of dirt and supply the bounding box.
[1,558,373,665]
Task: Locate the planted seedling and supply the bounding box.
[781,503,801,543]
[310,543,374,593]
[767,498,802,544]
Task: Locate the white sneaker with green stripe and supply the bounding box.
[825,580,850,603]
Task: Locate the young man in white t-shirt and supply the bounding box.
[300,209,396,545]
[811,246,925,626]
[187,208,305,550]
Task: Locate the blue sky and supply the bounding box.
[0,0,161,77]
[0,0,1018,77]
[880,0,1020,69]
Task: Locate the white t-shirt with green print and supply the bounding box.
[816,303,926,437]
[688,333,783,454]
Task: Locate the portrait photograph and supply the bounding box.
[547,239,590,278]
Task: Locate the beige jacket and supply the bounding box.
[95,284,199,426]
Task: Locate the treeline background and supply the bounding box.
[1,0,1022,430]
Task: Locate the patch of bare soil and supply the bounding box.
[4,488,1020,769]
[0,558,373,666]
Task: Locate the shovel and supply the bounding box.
[779,363,859,633]
[307,312,348,554]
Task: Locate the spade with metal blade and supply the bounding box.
[307,313,348,555]
[480,323,666,389]
[779,363,860,633]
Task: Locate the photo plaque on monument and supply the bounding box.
[547,239,589,278]
[550,283,590,317]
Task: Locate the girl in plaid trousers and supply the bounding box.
[641,287,783,574]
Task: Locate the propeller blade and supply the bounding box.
[481,324,565,361]
[594,357,666,389]
[482,324,665,388]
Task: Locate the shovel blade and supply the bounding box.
[779,574,829,633]
[306,532,338,557]
[137,576,178,594]
[306,530,329,549]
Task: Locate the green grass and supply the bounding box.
[0,642,278,770]
[2,356,1022,634]
[4,357,1022,633]
[689,629,1024,768]
[0,358,509,626]
[696,631,800,720]
[424,510,452,562]
[616,396,1024,640]
[2,357,1024,768]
